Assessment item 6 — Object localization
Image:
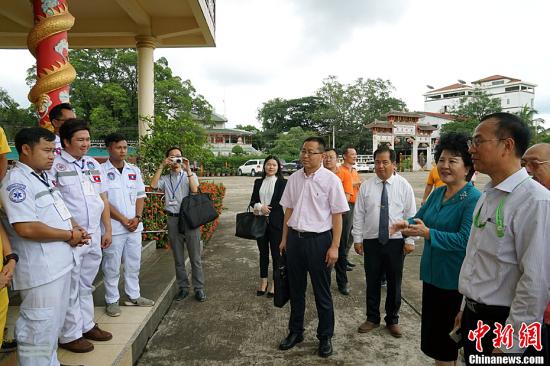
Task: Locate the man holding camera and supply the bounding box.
[150,147,206,302]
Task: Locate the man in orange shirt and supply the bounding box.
[421,162,445,205]
[341,147,361,269]
[324,149,353,295]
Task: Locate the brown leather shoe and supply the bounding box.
[58,337,94,353]
[358,320,380,333]
[386,324,402,338]
[83,324,113,341]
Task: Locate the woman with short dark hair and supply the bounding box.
[248,155,286,297]
[392,132,481,365]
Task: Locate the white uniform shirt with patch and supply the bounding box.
[101,160,146,236]
[54,135,62,155]
[50,150,106,234]
[0,162,75,290]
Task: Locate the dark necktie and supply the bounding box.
[379,181,389,244]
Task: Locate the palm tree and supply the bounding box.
[514,106,544,144]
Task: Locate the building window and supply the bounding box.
[507,99,510,105]
[505,86,520,92]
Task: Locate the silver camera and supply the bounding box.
[171,157,183,164]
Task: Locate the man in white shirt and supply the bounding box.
[278,137,349,358]
[1,127,86,365]
[51,119,113,353]
[352,146,416,338]
[48,103,75,155]
[457,113,550,363]
[101,133,154,317]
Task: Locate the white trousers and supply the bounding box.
[102,232,142,304]
[16,271,71,366]
[59,232,102,343]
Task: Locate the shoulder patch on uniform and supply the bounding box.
[9,188,26,203]
[6,183,26,191]
[128,173,137,180]
[107,172,115,181]
[87,161,96,169]
[56,163,67,171]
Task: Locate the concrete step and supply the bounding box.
[1,240,182,366]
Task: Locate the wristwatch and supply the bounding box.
[4,253,18,265]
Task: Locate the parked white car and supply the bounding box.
[238,159,265,176]
[354,163,371,172]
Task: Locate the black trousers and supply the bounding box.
[286,229,334,339]
[256,224,281,279]
[334,211,351,288]
[364,238,404,325]
[463,304,548,365]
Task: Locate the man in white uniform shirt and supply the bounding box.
[456,113,550,364]
[1,127,86,365]
[278,137,349,358]
[48,103,75,156]
[352,146,416,338]
[51,119,113,353]
[101,133,154,317]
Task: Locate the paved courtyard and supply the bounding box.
[137,171,489,366]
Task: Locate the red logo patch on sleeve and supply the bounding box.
[92,175,102,183]
[128,174,137,180]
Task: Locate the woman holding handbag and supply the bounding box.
[249,155,287,297]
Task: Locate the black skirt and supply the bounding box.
[421,281,463,361]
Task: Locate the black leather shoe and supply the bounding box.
[175,289,189,301]
[338,286,350,296]
[318,338,333,358]
[278,333,304,350]
[195,289,207,302]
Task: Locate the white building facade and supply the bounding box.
[424,75,536,114]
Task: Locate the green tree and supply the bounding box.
[269,126,316,161]
[0,87,36,138]
[315,76,407,153]
[514,106,545,144]
[231,144,245,156]
[138,115,214,179]
[441,90,502,135]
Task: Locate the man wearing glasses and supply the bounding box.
[456,113,550,364]
[278,137,349,358]
[522,142,550,363]
[48,103,76,155]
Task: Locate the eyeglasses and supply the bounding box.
[467,138,507,149]
[300,150,323,156]
[521,159,550,169]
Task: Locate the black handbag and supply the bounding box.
[273,253,290,308]
[235,208,267,240]
[178,189,219,230]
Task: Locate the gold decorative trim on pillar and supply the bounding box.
[27,0,76,130]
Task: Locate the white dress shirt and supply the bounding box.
[458,168,550,354]
[280,167,349,233]
[352,173,416,244]
[254,175,277,215]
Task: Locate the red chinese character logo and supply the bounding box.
[492,322,514,350]
[518,322,542,351]
[468,320,491,352]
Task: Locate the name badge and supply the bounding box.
[83,180,95,196]
[53,196,71,221]
[168,199,178,206]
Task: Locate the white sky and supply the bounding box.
[1,0,549,128]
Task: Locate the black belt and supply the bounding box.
[290,228,330,239]
[165,211,179,217]
[465,298,510,315]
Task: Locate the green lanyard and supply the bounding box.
[473,176,530,237]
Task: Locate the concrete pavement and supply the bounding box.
[137,172,489,365]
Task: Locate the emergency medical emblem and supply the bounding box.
[107,172,115,181]
[87,161,95,169]
[92,175,101,183]
[128,173,137,181]
[56,163,66,171]
[9,188,26,203]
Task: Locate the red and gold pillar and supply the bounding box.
[27,0,76,130]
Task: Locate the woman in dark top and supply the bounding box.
[249,155,287,297]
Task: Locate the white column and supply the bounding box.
[412,140,419,171]
[426,143,432,167]
[136,36,156,137]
